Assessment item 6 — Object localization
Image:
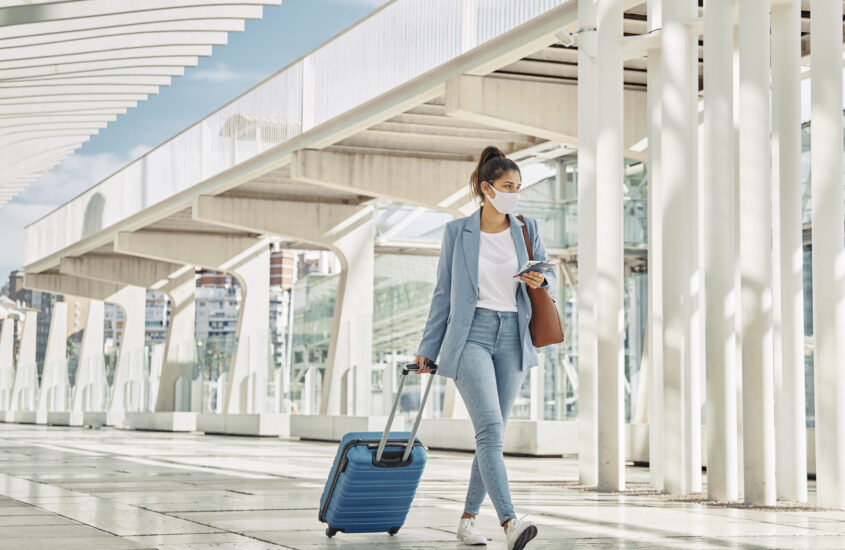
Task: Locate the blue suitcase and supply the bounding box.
[319,362,437,538]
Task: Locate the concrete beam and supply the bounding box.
[445,74,648,163]
[290,150,471,215]
[114,231,259,271]
[23,273,121,301]
[61,255,183,288]
[193,196,367,245]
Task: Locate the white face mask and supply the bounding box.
[484,181,520,214]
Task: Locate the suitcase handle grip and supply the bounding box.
[375,361,438,465]
[402,361,438,375]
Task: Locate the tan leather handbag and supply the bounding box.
[518,216,565,347]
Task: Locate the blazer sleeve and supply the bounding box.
[416,222,455,362]
[529,216,558,294]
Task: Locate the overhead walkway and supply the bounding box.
[16,0,651,435]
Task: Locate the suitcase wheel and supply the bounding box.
[326,527,338,538]
[388,526,400,536]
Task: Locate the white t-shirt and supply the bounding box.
[476,227,519,312]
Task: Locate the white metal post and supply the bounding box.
[811,0,845,510]
[577,0,599,488]
[660,0,697,495]
[739,0,776,506]
[646,0,664,491]
[703,0,739,503]
[771,0,807,504]
[596,0,625,492]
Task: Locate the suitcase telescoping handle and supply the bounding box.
[375,360,438,465]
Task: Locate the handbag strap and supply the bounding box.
[517,215,534,261]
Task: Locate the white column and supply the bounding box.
[771,0,807,504]
[596,0,625,492]
[739,0,776,506]
[646,0,664,491]
[811,0,845,510]
[324,218,374,416]
[660,0,698,495]
[38,301,68,413]
[687,12,703,497]
[0,317,13,411]
[225,245,270,414]
[107,286,147,415]
[156,271,196,412]
[577,0,599,488]
[703,0,739,503]
[72,300,105,412]
[11,311,38,411]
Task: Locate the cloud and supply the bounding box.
[0,146,148,275]
[186,62,263,83]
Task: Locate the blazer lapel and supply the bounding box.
[509,213,529,302]
[509,213,528,270]
[463,208,481,294]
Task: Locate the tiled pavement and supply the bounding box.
[0,422,842,549]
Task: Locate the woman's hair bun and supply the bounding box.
[469,146,521,206]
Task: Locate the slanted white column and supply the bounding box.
[771,0,807,504]
[155,269,196,412]
[739,0,776,506]
[225,245,270,414]
[811,0,845,510]
[332,219,375,417]
[646,0,664,491]
[660,0,698,495]
[72,300,105,412]
[107,286,147,415]
[11,310,38,411]
[193,196,374,417]
[0,317,13,411]
[38,301,68,413]
[577,0,599,488]
[703,0,738,503]
[595,0,625,492]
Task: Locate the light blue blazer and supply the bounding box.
[416,208,558,380]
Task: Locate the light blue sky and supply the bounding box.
[0,0,389,286]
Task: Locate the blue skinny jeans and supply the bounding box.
[454,306,527,525]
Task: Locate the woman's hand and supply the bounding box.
[413,355,434,374]
[519,271,546,289]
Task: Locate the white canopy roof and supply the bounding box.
[0,0,281,208]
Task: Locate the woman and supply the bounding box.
[414,146,556,550]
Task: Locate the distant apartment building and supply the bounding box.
[145,291,168,345]
[104,303,124,352]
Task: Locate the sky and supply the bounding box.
[0,0,390,285]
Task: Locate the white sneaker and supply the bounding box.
[505,516,538,550]
[456,516,487,546]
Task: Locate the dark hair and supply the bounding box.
[469,146,521,205]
